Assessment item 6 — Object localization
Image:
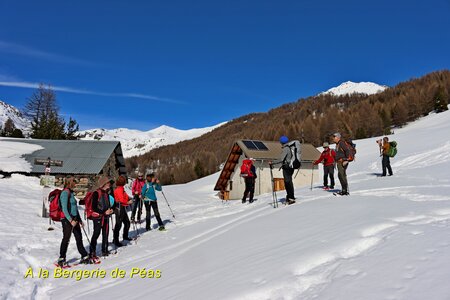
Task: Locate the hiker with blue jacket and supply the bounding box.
[141,173,165,231]
[58,176,90,267]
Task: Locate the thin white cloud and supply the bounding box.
[0,40,94,66]
[0,81,183,104]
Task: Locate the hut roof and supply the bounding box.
[0,138,126,175]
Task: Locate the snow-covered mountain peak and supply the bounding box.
[321,81,388,96]
[78,122,226,158]
[0,100,31,131]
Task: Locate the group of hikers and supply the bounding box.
[56,173,165,267]
[241,133,395,203]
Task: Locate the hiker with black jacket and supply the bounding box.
[57,176,90,267]
[333,133,351,195]
[269,136,296,205]
[90,176,114,258]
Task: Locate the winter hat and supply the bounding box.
[333,132,341,138]
[323,142,329,148]
[97,176,111,189]
[279,136,289,144]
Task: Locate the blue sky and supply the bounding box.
[1,0,449,130]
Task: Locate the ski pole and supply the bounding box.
[310,164,314,191]
[81,223,91,245]
[161,191,176,218]
[269,164,278,208]
[138,197,143,232]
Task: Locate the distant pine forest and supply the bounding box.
[126,70,450,185]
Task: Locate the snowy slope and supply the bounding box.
[78,123,226,158]
[1,107,450,300]
[320,81,388,96]
[0,100,31,132]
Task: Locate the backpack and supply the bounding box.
[344,140,357,162]
[240,159,254,177]
[82,190,102,220]
[287,140,301,169]
[49,188,70,222]
[387,141,398,157]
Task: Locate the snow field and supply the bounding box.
[1,108,450,299]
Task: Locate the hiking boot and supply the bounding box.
[158,226,165,231]
[242,199,246,204]
[80,255,91,264]
[146,227,152,231]
[123,236,133,241]
[249,199,254,203]
[102,251,110,257]
[57,258,69,268]
[337,191,350,196]
[114,240,123,247]
[287,198,296,205]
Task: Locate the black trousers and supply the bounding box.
[337,162,349,193]
[144,201,164,229]
[131,194,143,220]
[382,155,393,176]
[242,177,255,201]
[114,205,130,241]
[283,167,295,200]
[60,218,88,259]
[323,165,335,188]
[90,216,109,255]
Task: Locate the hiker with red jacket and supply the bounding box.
[241,158,257,203]
[90,176,114,258]
[113,175,133,247]
[333,133,352,195]
[131,172,145,223]
[57,176,90,267]
[313,142,336,190]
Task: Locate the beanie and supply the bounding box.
[279,136,289,144]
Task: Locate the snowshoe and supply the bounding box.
[55,258,70,268]
[80,255,91,264]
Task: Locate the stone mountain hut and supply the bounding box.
[1,138,126,198]
[214,140,321,200]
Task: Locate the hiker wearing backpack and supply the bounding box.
[141,173,165,231]
[57,177,90,267]
[333,132,353,196]
[131,172,145,223]
[241,158,257,204]
[378,136,393,177]
[313,142,336,190]
[113,175,133,247]
[269,136,301,205]
[89,176,114,258]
